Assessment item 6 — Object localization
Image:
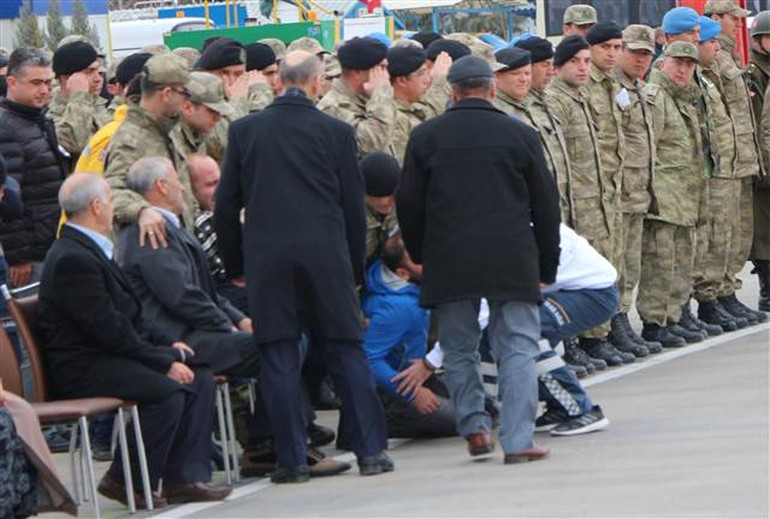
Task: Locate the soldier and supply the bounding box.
[258,38,287,63]
[638,42,705,347]
[562,4,597,37]
[610,25,664,355]
[704,0,767,323]
[172,47,201,69]
[361,152,400,267]
[321,53,341,98]
[49,41,111,167]
[747,10,770,312]
[244,42,281,101]
[317,37,397,158]
[445,33,495,63]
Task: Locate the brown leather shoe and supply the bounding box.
[97,474,167,509]
[307,447,352,477]
[163,482,232,504]
[504,443,550,464]
[466,431,494,458]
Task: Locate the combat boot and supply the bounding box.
[666,322,705,343]
[563,337,605,371]
[641,322,686,348]
[680,300,723,337]
[578,337,634,366]
[718,294,765,324]
[619,313,663,353]
[609,314,649,357]
[754,260,770,312]
[697,299,738,331]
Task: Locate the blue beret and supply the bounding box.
[699,15,721,41]
[338,37,388,70]
[387,46,427,77]
[367,32,392,48]
[662,7,700,35]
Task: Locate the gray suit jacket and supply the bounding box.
[116,215,245,345]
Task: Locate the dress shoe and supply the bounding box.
[307,422,336,447]
[307,447,351,477]
[240,442,276,478]
[270,466,310,484]
[97,474,168,509]
[504,443,550,464]
[641,323,686,348]
[666,323,705,343]
[466,431,495,458]
[698,299,738,332]
[358,451,395,476]
[163,482,232,504]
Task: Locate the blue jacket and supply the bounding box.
[362,260,429,397]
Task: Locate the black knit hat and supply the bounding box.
[360,152,400,197]
[514,36,554,64]
[53,41,98,76]
[494,47,531,71]
[426,39,471,62]
[338,37,388,70]
[586,21,624,46]
[115,52,153,86]
[245,43,276,72]
[410,32,443,49]
[387,45,426,77]
[553,35,590,67]
[195,38,245,71]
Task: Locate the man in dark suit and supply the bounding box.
[397,55,562,465]
[38,173,231,508]
[215,50,391,482]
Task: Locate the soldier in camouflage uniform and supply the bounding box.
[562,4,597,38]
[172,47,201,69]
[49,41,111,167]
[317,37,397,159]
[360,152,400,267]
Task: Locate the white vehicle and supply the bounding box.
[109,17,214,58]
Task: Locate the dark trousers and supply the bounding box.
[107,368,216,489]
[380,376,457,439]
[259,338,387,469]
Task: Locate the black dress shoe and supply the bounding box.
[163,482,232,503]
[270,465,310,484]
[98,474,168,509]
[358,451,395,476]
[307,422,336,447]
[666,323,705,343]
[642,323,686,348]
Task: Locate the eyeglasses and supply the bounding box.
[168,86,190,97]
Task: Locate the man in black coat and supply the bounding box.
[397,55,561,464]
[215,50,391,482]
[39,173,231,507]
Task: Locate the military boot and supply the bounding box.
[754,260,770,312]
[680,300,723,337]
[578,337,634,366]
[619,313,663,353]
[666,322,706,343]
[563,337,604,372]
[641,322,686,348]
[718,294,766,324]
[609,314,649,357]
[697,299,739,331]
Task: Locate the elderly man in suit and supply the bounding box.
[215,50,391,483]
[38,173,231,509]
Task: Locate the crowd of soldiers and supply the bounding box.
[0,0,768,381]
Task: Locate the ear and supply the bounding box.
[155,177,168,196]
[5,75,16,89]
[394,266,411,281]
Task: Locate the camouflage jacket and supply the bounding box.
[366,205,398,267]
[393,77,450,164]
[700,65,737,179]
[317,78,397,158]
[48,90,111,165]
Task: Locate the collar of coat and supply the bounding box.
[611,67,640,91]
[549,77,585,101]
[751,48,770,76]
[331,77,367,110]
[590,62,613,84]
[126,104,178,135]
[651,68,699,104]
[0,97,48,121]
[495,90,529,111]
[447,97,504,114]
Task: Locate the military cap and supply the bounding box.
[553,35,590,67]
[699,16,722,41]
[337,37,388,70]
[324,54,341,78]
[56,34,90,49]
[115,52,152,85]
[622,24,656,52]
[704,0,750,17]
[426,39,471,62]
[245,42,276,72]
[664,41,699,61]
[287,37,328,55]
[751,11,770,37]
[586,21,623,46]
[140,43,171,55]
[392,38,423,49]
[202,37,225,52]
[144,52,190,85]
[53,41,99,76]
[173,47,201,69]
[563,4,597,25]
[258,38,287,61]
[514,36,554,63]
[662,7,700,35]
[494,47,531,72]
[410,32,443,49]
[196,38,246,71]
[446,33,495,63]
[387,45,426,77]
[447,55,493,84]
[360,151,400,197]
[186,71,232,116]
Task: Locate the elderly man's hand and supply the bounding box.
[167,362,195,384]
[138,207,168,249]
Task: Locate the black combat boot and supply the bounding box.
[641,322,686,348]
[563,337,605,371]
[619,313,663,353]
[697,299,738,331]
[680,300,723,337]
[755,260,770,312]
[666,321,705,343]
[579,337,634,366]
[609,314,649,357]
[718,293,766,324]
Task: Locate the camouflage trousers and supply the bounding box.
[619,213,644,313]
[637,220,695,326]
[579,208,621,338]
[724,177,755,294]
[693,178,740,302]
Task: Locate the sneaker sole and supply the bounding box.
[550,417,610,436]
[534,423,559,433]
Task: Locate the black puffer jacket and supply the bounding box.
[0,98,68,265]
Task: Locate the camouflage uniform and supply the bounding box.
[748,47,770,262]
[206,85,273,164]
[392,77,449,164]
[48,89,111,167]
[637,67,703,326]
[317,78,397,158]
[366,206,398,267]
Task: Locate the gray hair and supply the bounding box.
[280,52,324,87]
[8,47,51,77]
[58,173,109,217]
[126,157,172,196]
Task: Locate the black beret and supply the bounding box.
[494,47,531,71]
[553,35,590,67]
[387,46,427,77]
[410,32,443,49]
[338,37,388,70]
[447,55,493,84]
[53,41,98,76]
[586,21,624,46]
[360,152,400,197]
[514,36,554,64]
[115,52,153,85]
[195,38,245,71]
[245,43,276,72]
[202,36,225,52]
[425,39,471,62]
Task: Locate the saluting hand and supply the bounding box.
[431,52,452,79]
[363,66,390,98]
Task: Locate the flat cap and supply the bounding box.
[53,41,99,76]
[514,36,554,63]
[410,32,443,49]
[144,52,190,85]
[447,55,493,84]
[287,37,328,55]
[172,47,201,69]
[338,37,388,70]
[622,24,656,52]
[563,4,597,25]
[196,38,246,71]
[662,7,700,35]
[258,38,287,61]
[361,151,400,197]
[664,41,699,61]
[494,47,531,72]
[115,52,152,85]
[186,71,232,116]
[704,0,750,17]
[426,39,471,61]
[387,45,426,77]
[446,33,495,63]
[245,42,276,72]
[586,21,623,46]
[699,15,722,41]
[553,35,590,67]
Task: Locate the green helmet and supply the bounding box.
[750,11,770,38]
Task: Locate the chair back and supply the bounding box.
[0,324,24,396]
[3,290,48,403]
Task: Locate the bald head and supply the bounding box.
[187,154,221,211]
[280,50,324,97]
